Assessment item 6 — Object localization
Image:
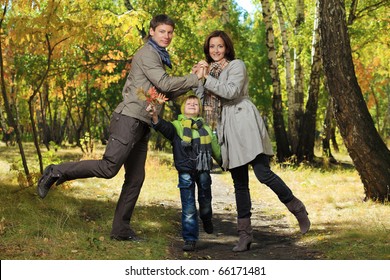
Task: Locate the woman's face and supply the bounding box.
[209,36,226,63]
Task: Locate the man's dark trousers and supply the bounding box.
[52,112,150,237]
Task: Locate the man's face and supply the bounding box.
[149,24,174,48]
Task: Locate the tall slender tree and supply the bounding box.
[274,0,293,123]
[297,0,322,162]
[260,0,291,161]
[289,0,305,154]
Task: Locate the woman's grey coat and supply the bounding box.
[195,59,274,170]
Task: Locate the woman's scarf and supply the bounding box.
[180,116,212,171]
[147,38,172,68]
[203,61,229,130]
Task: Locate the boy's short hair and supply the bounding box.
[181,95,202,116]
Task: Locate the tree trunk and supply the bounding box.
[322,96,337,163]
[319,0,390,202]
[290,0,305,154]
[261,0,291,162]
[42,81,52,150]
[0,104,6,131]
[297,0,322,162]
[63,88,79,146]
[274,0,295,156]
[220,0,230,26]
[29,95,43,172]
[84,50,94,155]
[29,34,54,173]
[274,0,293,108]
[386,90,390,139]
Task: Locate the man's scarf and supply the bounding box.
[203,61,229,130]
[180,116,212,171]
[147,38,172,68]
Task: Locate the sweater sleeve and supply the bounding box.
[138,48,199,97]
[152,117,176,142]
[211,132,222,167]
[192,80,206,102]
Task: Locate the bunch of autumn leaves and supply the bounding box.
[137,87,168,106]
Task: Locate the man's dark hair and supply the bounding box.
[149,14,175,31]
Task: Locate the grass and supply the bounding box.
[0,143,181,260]
[245,161,390,260]
[0,142,389,260]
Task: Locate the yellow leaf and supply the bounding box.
[104,63,116,73]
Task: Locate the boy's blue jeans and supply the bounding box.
[178,171,212,241]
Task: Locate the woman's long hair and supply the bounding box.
[203,30,235,63]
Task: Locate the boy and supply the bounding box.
[148,95,221,251]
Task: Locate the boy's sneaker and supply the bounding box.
[182,240,196,252]
[203,220,214,234]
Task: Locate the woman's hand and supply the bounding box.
[197,60,209,79]
[193,61,209,80]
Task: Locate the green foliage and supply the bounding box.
[240,17,273,115]
[0,0,388,155]
[347,0,389,139]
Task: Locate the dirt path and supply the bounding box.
[168,171,323,260]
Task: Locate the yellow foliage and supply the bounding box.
[93,75,121,90]
[104,62,117,73]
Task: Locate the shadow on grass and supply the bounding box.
[0,179,323,260]
[2,175,386,260]
[0,180,182,260]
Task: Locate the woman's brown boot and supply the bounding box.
[285,196,311,234]
[232,218,253,252]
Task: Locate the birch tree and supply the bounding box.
[289,0,305,154]
[274,0,293,131]
[260,0,291,161]
[297,0,322,162]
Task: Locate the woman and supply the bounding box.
[194,30,310,252]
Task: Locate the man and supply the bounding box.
[37,14,203,241]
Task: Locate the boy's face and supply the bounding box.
[149,24,174,48]
[183,98,200,118]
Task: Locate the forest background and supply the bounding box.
[0,0,389,261]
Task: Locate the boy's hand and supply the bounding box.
[146,104,159,124]
[146,104,156,115]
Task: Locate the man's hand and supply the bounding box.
[192,61,209,80]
